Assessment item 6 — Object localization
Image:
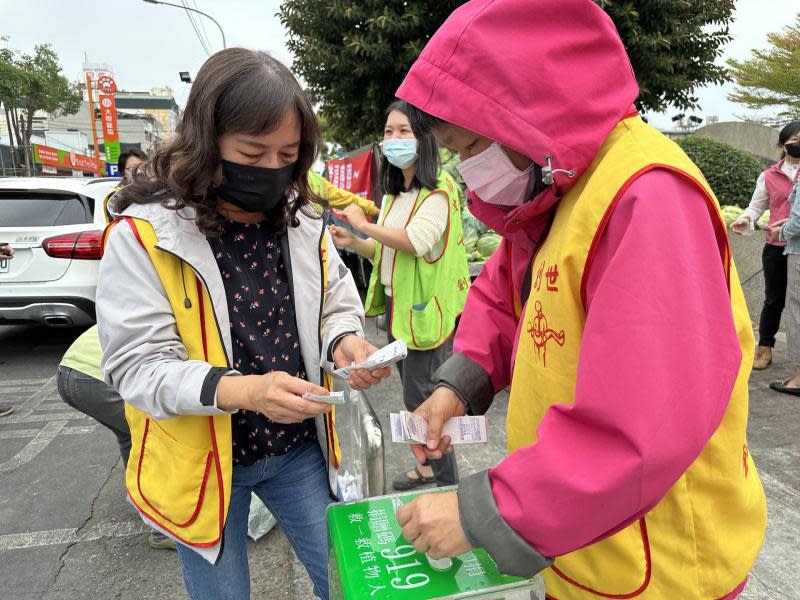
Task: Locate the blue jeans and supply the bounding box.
[177,440,335,600]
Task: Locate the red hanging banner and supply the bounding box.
[326,146,377,200]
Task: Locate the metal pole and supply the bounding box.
[85,73,103,175]
[142,0,226,49]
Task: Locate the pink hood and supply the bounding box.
[397,0,639,237]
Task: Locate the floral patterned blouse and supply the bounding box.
[209,219,316,466]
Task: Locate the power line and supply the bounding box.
[181,0,210,55]
[190,0,213,52]
[180,0,210,55]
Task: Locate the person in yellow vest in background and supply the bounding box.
[95,49,388,600]
[58,327,177,550]
[392,1,766,599]
[330,100,469,491]
[58,148,177,550]
[307,169,379,217]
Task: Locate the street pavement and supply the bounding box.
[1,317,798,599]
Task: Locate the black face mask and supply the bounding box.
[215,160,294,213]
[785,143,800,159]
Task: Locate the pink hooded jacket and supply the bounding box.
[398,1,745,595]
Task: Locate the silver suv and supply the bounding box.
[0,176,120,326]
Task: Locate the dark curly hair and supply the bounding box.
[116,48,323,236]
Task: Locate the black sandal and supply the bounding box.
[769,379,800,397]
[392,465,436,491]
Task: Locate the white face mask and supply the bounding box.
[457,143,535,206]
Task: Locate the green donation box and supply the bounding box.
[327,488,545,599]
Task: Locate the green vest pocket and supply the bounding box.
[408,296,444,349]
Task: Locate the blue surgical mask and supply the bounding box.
[382,139,418,169]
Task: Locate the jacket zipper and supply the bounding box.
[317,213,338,498]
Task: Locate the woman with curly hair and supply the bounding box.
[95,48,389,600]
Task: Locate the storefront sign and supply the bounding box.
[33,144,105,174]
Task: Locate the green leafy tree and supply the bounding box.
[0,40,81,175]
[596,0,734,113]
[279,1,463,148]
[280,0,735,149]
[0,37,25,174]
[727,14,800,120]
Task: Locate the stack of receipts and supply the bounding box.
[390,411,488,444]
[332,339,408,378]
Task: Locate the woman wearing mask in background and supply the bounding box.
[732,121,800,370]
[329,100,469,491]
[119,149,146,185]
[101,150,149,222]
[768,178,800,395]
[96,48,389,600]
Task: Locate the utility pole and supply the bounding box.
[85,72,103,175]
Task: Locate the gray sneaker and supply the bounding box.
[0,403,13,417]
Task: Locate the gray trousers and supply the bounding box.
[56,366,131,466]
[386,297,458,486]
[787,254,800,363]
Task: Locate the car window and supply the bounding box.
[0,193,90,226]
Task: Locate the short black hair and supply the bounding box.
[778,121,800,146]
[118,149,147,176]
[382,100,439,196]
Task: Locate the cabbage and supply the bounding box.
[462,210,490,236]
[720,205,745,226]
[758,210,770,230]
[463,229,479,253]
[476,233,501,258]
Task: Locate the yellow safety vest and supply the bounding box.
[103,216,339,549]
[307,170,379,217]
[507,116,766,599]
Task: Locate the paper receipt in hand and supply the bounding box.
[332,339,408,378]
[390,411,488,444]
[302,391,346,405]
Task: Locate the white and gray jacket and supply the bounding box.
[96,197,364,444]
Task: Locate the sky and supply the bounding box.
[1,0,798,140]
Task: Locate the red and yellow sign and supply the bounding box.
[33,144,105,174]
[99,94,119,144]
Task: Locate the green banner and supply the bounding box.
[33,145,68,166]
[104,139,121,165]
